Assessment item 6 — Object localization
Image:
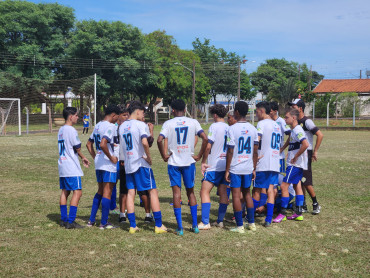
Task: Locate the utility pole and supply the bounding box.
[237,61,241,101]
[192,60,196,119]
[360,70,362,79]
[308,65,312,91]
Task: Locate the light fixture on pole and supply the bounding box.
[65,87,76,107]
[174,61,196,118]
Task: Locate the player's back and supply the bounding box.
[227,122,258,175]
[207,122,228,172]
[160,116,203,167]
[256,119,281,172]
[275,117,291,159]
[119,119,150,174]
[90,120,116,172]
[58,125,83,177]
[287,125,308,170]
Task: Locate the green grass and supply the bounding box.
[0,130,369,277]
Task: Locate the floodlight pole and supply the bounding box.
[237,61,241,101]
[94,73,97,126]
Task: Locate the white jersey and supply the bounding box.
[160,116,204,167]
[206,122,228,172]
[256,119,281,172]
[58,125,83,177]
[227,122,258,175]
[298,117,319,150]
[287,125,308,170]
[119,119,151,174]
[89,121,117,172]
[275,117,291,159]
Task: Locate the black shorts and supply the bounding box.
[138,190,149,197]
[302,150,313,186]
[119,161,128,195]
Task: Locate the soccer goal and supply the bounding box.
[0,98,21,136]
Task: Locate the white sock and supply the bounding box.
[146,213,151,217]
[120,212,126,217]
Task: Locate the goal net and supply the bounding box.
[0,98,21,136]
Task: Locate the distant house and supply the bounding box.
[313,79,370,116]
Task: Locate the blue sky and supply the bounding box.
[30,0,370,78]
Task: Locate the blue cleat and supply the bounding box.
[176,228,184,236]
[191,226,199,234]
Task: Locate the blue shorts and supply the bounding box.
[229,173,253,189]
[59,177,82,191]
[280,159,286,174]
[202,171,229,186]
[168,163,196,189]
[96,170,117,183]
[283,166,303,185]
[126,167,157,191]
[254,171,279,189]
[83,124,89,128]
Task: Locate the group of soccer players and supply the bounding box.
[57,98,323,235]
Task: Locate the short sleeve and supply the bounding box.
[139,122,149,139]
[71,128,82,149]
[194,120,204,136]
[160,121,169,138]
[227,127,235,148]
[253,128,259,145]
[256,122,263,137]
[207,124,215,144]
[102,124,115,143]
[88,128,95,142]
[296,126,307,143]
[281,119,291,134]
[305,119,319,135]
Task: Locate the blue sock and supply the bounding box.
[60,205,67,222]
[247,207,255,224]
[127,212,136,228]
[281,197,290,210]
[217,203,228,223]
[101,197,110,226]
[190,205,198,228]
[265,203,274,223]
[226,187,231,199]
[110,185,117,210]
[174,207,183,230]
[153,211,162,228]
[68,206,78,223]
[259,193,268,207]
[234,210,243,227]
[89,193,102,223]
[296,195,304,207]
[253,198,259,211]
[201,203,211,225]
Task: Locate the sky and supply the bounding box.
[30,0,370,79]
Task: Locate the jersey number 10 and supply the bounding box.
[123,133,133,150]
[58,139,65,156]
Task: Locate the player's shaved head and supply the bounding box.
[63,107,78,120]
[234,101,249,117]
[105,104,120,116]
[287,108,299,120]
[171,99,186,112]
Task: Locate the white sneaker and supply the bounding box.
[198,222,211,230]
[230,226,245,234]
[212,221,224,228]
[246,223,256,231]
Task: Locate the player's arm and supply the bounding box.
[157,134,171,162]
[252,144,258,180]
[86,139,96,159]
[225,146,233,183]
[100,138,118,164]
[201,142,212,175]
[291,139,309,164]
[75,147,90,168]
[142,137,152,165]
[280,134,290,153]
[312,130,324,161]
[147,123,154,148]
[193,131,208,162]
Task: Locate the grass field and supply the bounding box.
[0,128,369,277]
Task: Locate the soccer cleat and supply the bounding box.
[60,221,67,228]
[230,226,245,234]
[263,221,271,228]
[212,221,224,228]
[273,214,287,223]
[287,213,304,221]
[198,222,211,230]
[255,212,265,218]
[119,216,127,223]
[154,225,168,234]
[144,216,154,223]
[110,208,120,215]
[302,204,308,213]
[176,228,184,236]
[246,223,256,231]
[66,221,85,229]
[129,226,140,234]
[312,203,321,215]
[191,226,200,234]
[86,221,95,227]
[99,222,116,230]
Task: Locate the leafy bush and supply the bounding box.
[337,92,360,117]
[314,93,335,118]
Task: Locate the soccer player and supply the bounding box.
[86,105,120,229]
[273,109,309,222]
[253,101,281,227]
[58,107,90,229]
[225,101,258,233]
[289,99,324,214]
[119,102,167,234]
[82,112,89,134]
[198,104,229,230]
[227,110,237,126]
[157,99,208,236]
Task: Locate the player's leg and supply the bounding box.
[168,164,183,235]
[126,188,139,233]
[288,182,304,221]
[66,189,84,229]
[273,181,289,223]
[303,150,320,214]
[139,190,153,222]
[100,181,115,229]
[110,185,117,212]
[214,183,228,227]
[199,179,214,229]
[256,188,268,214]
[229,173,244,233]
[183,164,198,233]
[252,187,262,211]
[241,174,256,231]
[88,170,105,226]
[59,185,70,227]
[148,188,167,233]
[264,184,275,227]
[119,162,127,223]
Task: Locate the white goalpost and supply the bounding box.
[0,98,21,136]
